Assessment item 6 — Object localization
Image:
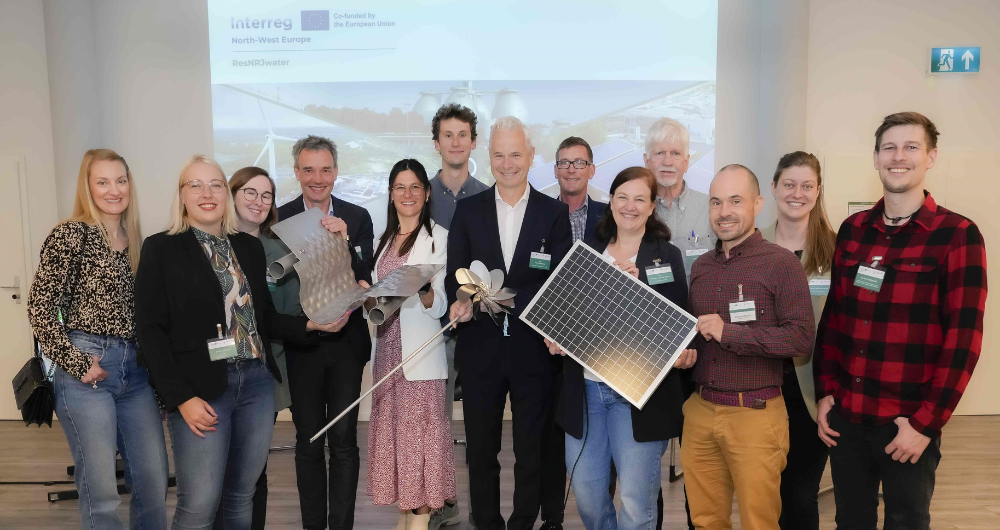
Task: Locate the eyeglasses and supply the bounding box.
[391,183,426,196]
[183,179,228,194]
[555,159,592,170]
[239,187,274,204]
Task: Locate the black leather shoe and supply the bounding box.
[539,520,563,530]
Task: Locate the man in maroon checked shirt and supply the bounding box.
[682,164,815,529]
[815,112,987,530]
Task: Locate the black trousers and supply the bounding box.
[287,346,365,530]
[827,407,941,530]
[540,383,566,524]
[462,351,555,530]
[778,368,830,530]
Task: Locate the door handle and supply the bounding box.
[1,276,21,304]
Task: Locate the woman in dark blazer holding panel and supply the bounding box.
[135,156,345,530]
[546,167,697,530]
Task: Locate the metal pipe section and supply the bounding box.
[268,252,299,279]
[368,296,408,326]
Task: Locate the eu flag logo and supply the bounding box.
[301,10,329,31]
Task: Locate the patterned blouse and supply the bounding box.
[27,222,135,380]
[192,228,264,361]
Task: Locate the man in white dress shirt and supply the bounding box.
[445,117,572,530]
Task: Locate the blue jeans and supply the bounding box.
[54,330,169,530]
[565,380,667,530]
[168,359,275,530]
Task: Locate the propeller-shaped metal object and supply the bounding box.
[455,260,516,323]
[310,262,516,443]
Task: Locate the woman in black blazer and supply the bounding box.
[545,167,697,530]
[135,156,345,530]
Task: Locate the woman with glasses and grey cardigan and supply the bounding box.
[28,149,168,530]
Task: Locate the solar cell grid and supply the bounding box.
[520,241,699,408]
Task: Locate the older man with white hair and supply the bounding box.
[644,118,715,282]
[446,116,572,530]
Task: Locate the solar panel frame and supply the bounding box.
[519,240,699,409]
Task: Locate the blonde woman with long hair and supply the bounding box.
[27,149,168,530]
[134,156,346,528]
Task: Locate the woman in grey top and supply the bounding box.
[212,165,292,530]
[27,148,168,530]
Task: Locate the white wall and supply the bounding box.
[716,0,811,227]
[805,0,1000,415]
[44,0,103,217]
[45,0,215,234]
[0,0,62,420]
[0,1,61,261]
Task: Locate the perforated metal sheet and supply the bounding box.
[271,208,442,324]
[519,241,698,408]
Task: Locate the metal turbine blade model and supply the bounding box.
[309,260,516,442]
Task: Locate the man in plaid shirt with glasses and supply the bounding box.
[815,111,987,530]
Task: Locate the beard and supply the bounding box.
[714,217,750,242]
[880,171,918,194]
[655,172,680,189]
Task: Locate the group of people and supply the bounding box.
[27,107,985,530]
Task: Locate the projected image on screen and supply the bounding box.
[208,1,718,234]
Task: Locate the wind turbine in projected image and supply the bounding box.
[253,99,295,179]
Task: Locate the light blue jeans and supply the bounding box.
[54,330,169,530]
[168,359,275,530]
[565,380,667,530]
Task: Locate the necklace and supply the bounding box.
[397,228,415,236]
[882,209,917,225]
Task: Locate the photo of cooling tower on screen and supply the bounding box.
[206,1,719,236]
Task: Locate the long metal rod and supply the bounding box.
[310,317,459,443]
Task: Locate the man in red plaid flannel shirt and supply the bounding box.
[815,112,987,530]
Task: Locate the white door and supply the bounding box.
[0,156,37,419]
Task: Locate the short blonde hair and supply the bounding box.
[167,155,239,236]
[645,117,690,158]
[65,149,143,271]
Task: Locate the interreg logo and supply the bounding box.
[230,17,293,31]
[301,10,330,31]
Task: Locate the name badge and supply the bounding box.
[645,264,674,285]
[266,272,277,292]
[729,300,757,323]
[207,336,237,361]
[854,265,885,292]
[529,252,552,270]
[354,245,363,256]
[685,248,710,267]
[809,278,831,296]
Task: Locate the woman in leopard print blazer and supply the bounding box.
[27,149,168,530]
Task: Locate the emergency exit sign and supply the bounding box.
[930,47,981,73]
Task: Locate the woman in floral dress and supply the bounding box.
[367,159,455,530]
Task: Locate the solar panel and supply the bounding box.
[520,240,699,408]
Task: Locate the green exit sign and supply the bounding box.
[930,47,981,73]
